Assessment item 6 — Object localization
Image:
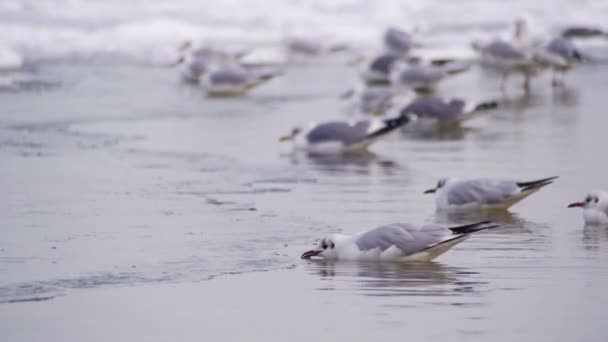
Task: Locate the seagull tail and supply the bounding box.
[474,100,499,111]
[516,176,559,192]
[365,114,414,139]
[448,221,499,235]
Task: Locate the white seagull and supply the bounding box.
[279,115,416,153]
[568,190,608,225]
[301,221,498,262]
[424,176,558,210]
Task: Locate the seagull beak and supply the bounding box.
[301,250,322,259]
[279,135,292,142]
[424,188,436,194]
[567,202,584,208]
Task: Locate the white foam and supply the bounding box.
[0,0,607,64]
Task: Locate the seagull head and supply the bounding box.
[301,235,342,260]
[568,190,608,210]
[424,178,450,194]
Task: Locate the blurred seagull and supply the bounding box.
[533,36,583,86]
[398,96,498,127]
[201,65,282,97]
[360,53,403,85]
[301,221,498,262]
[390,57,471,93]
[568,190,608,225]
[340,85,414,115]
[279,114,416,153]
[383,27,414,56]
[424,176,558,210]
[473,39,541,92]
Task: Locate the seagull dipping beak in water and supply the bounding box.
[568,190,608,225]
[279,114,416,153]
[301,221,498,262]
[424,176,558,210]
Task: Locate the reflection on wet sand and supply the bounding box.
[582,224,608,251]
[286,150,402,176]
[433,209,549,235]
[305,260,486,302]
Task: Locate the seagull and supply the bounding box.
[568,190,608,225]
[201,65,282,97]
[534,36,583,86]
[390,57,471,92]
[561,26,607,39]
[383,27,414,56]
[279,115,416,153]
[398,96,498,127]
[340,85,414,115]
[301,221,498,262]
[360,53,403,85]
[473,39,542,92]
[424,176,558,210]
[174,41,249,83]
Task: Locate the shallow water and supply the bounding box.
[2,1,608,339]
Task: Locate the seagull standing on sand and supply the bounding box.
[424,177,558,210]
[568,190,608,225]
[279,114,416,153]
[534,36,583,86]
[301,221,498,262]
[473,39,541,92]
[398,96,498,127]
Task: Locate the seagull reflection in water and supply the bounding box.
[305,260,486,299]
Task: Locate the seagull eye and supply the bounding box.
[321,242,328,250]
[595,197,599,203]
[585,196,592,203]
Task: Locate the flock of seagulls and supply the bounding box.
[174,20,608,263]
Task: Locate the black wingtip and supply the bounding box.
[516,176,559,192]
[474,100,499,111]
[448,221,498,235]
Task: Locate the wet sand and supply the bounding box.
[2,61,608,341]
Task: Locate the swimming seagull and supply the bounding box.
[424,176,558,210]
[279,115,416,153]
[301,221,498,262]
[201,65,282,97]
[398,96,498,127]
[568,190,608,225]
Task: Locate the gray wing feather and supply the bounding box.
[447,179,519,205]
[384,28,412,53]
[485,41,527,60]
[306,121,371,145]
[370,54,400,74]
[400,97,466,121]
[355,223,447,256]
[399,66,444,85]
[546,37,580,61]
[209,69,249,85]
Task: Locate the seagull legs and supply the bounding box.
[522,74,531,93]
[500,72,509,92]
